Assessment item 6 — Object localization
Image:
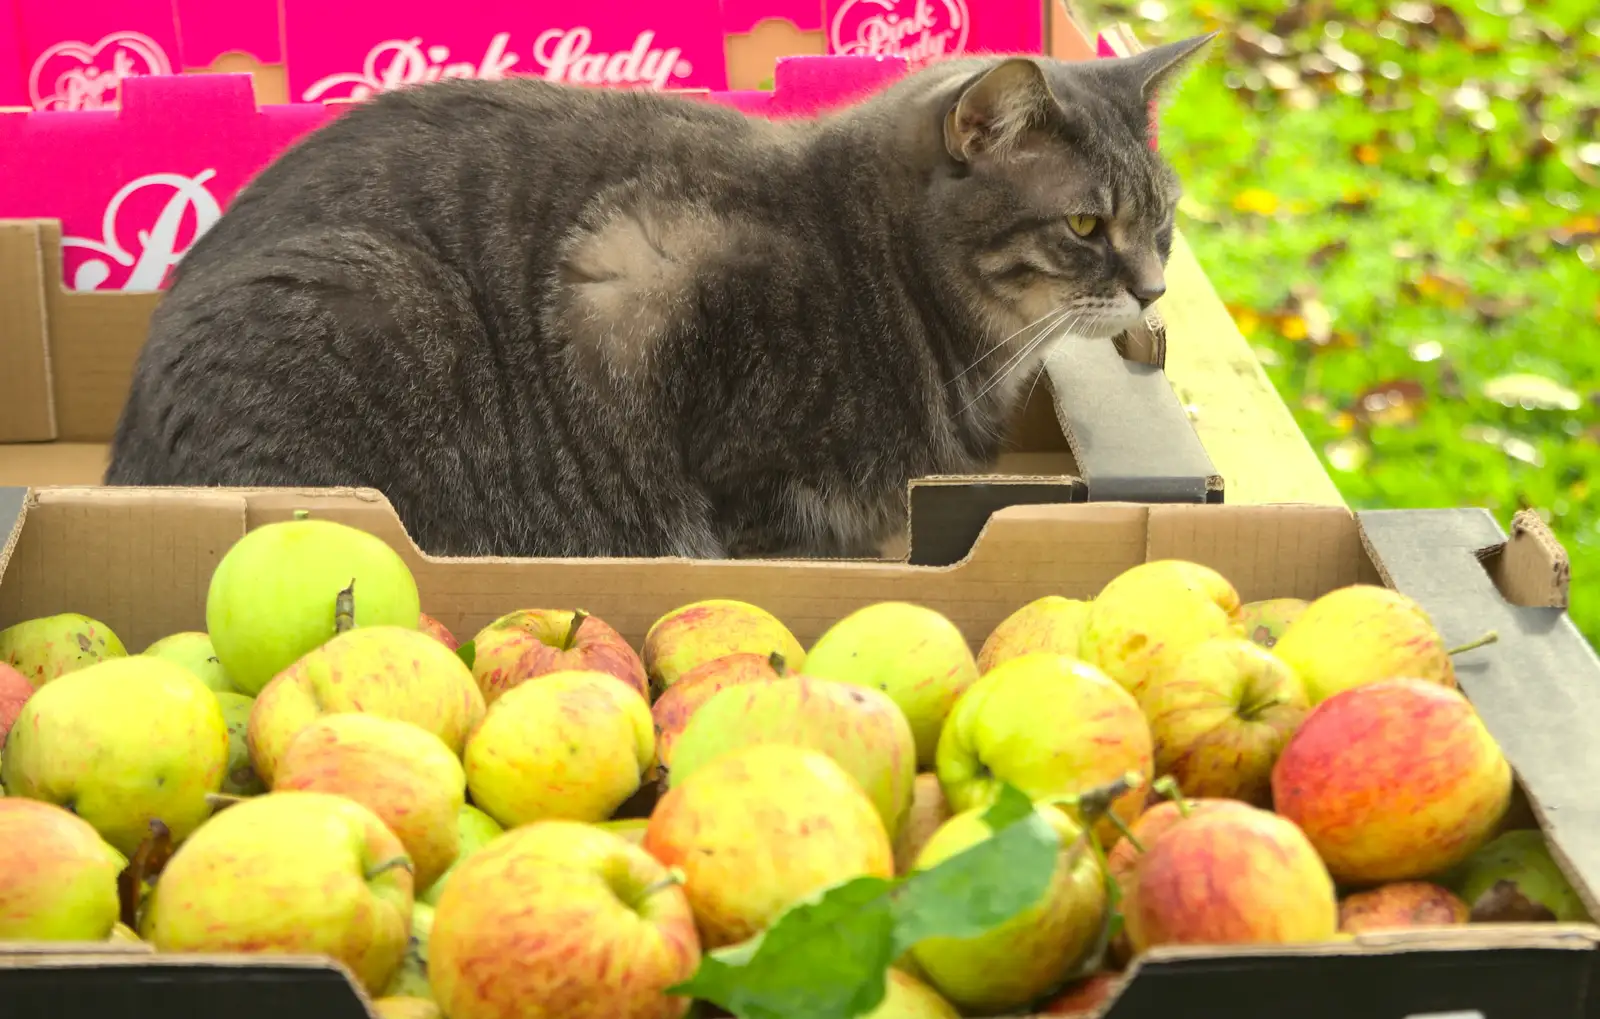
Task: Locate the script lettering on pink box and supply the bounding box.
[16,0,182,110]
[823,0,1042,68]
[0,73,333,291]
[284,0,729,103]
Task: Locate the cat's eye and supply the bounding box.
[1067,214,1100,238]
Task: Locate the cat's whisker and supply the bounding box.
[946,306,1073,388]
[954,310,1081,419]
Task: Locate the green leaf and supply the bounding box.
[668,781,1061,1019]
[455,640,475,671]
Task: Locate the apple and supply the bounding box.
[1138,637,1309,806]
[894,773,953,876]
[419,613,459,650]
[383,900,436,1000]
[935,652,1152,845]
[1078,563,1237,700]
[651,651,783,769]
[0,613,128,689]
[641,599,807,694]
[275,713,467,890]
[804,601,980,769]
[108,921,142,943]
[2,656,229,855]
[215,691,266,797]
[907,802,1107,1015]
[206,515,422,696]
[597,817,650,846]
[1271,585,1456,704]
[1041,972,1124,1016]
[667,671,916,838]
[0,798,124,939]
[1106,797,1241,885]
[1236,598,1309,650]
[418,804,505,907]
[976,596,1092,676]
[1445,829,1589,923]
[1272,678,1513,885]
[0,662,31,746]
[248,625,486,787]
[1122,802,1338,952]
[866,969,961,1018]
[645,743,893,949]
[1338,881,1470,933]
[375,998,443,1019]
[471,608,648,707]
[464,670,654,828]
[1140,559,1243,619]
[431,820,701,1019]
[141,789,413,994]
[142,631,238,694]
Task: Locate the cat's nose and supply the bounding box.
[1130,281,1166,309]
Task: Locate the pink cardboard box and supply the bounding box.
[15,0,182,110]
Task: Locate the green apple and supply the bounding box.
[651,651,783,770]
[384,900,436,1000]
[142,631,238,694]
[976,596,1091,676]
[206,515,422,696]
[0,798,125,940]
[1079,562,1237,700]
[668,672,916,838]
[248,625,486,787]
[1445,829,1589,923]
[935,652,1152,846]
[2,656,229,855]
[804,602,979,769]
[275,713,467,890]
[215,692,266,797]
[867,969,961,1018]
[908,802,1107,1015]
[419,805,504,908]
[641,599,807,694]
[0,613,127,689]
[142,790,414,994]
[596,817,650,847]
[464,671,655,828]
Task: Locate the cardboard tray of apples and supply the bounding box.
[2,493,1600,1019]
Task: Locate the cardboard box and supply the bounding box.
[1,486,1597,1016]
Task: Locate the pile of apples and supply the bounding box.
[0,515,1589,1019]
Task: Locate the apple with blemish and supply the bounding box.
[141,790,414,995]
[1272,678,1513,885]
[1235,598,1308,650]
[418,804,504,907]
[651,651,783,769]
[0,613,128,689]
[215,691,266,796]
[464,670,655,828]
[642,599,806,695]
[0,798,124,940]
[247,625,485,787]
[1338,882,1470,933]
[1445,829,1589,923]
[2,655,229,855]
[1079,563,1237,700]
[1271,585,1458,704]
[645,743,893,949]
[142,631,238,694]
[471,608,647,707]
[419,613,459,651]
[804,601,980,769]
[431,820,701,1019]
[976,596,1092,675]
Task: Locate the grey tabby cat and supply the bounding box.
[104,34,1216,559]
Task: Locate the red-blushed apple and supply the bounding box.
[1138,637,1309,806]
[1338,881,1470,933]
[1079,563,1238,700]
[1122,802,1338,953]
[0,613,128,689]
[140,790,413,995]
[0,798,125,939]
[431,820,700,1019]
[644,743,893,949]
[464,670,654,827]
[418,613,459,651]
[976,596,1092,676]
[1040,972,1124,1016]
[1272,678,1513,885]
[866,968,961,1018]
[804,601,979,770]
[274,713,467,890]
[641,599,807,695]
[471,608,647,707]
[1235,598,1309,650]
[651,651,783,768]
[1271,585,1456,704]
[0,662,31,746]
[894,773,953,876]
[935,652,1152,846]
[248,625,486,787]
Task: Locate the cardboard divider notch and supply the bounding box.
[0,220,56,441]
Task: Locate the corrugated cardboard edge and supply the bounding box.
[0,220,58,442]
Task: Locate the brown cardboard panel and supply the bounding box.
[0,221,56,442]
[1146,502,1384,601]
[0,442,108,486]
[1482,507,1570,610]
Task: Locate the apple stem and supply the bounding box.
[1106,811,1145,854]
[205,793,247,812]
[1152,776,1191,817]
[638,866,688,900]
[1069,770,1146,830]
[561,609,590,652]
[365,855,414,881]
[1241,695,1288,716]
[768,651,788,677]
[1447,630,1500,656]
[335,580,356,635]
[293,509,310,520]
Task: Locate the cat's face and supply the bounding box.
[911,38,1215,354]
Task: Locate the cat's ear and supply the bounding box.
[944,58,1059,163]
[1123,32,1219,105]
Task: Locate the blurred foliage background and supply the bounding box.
[1081,0,1600,642]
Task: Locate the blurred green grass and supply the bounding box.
[1086,0,1600,643]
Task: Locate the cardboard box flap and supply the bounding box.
[0,220,57,443]
[1482,507,1571,610]
[1358,508,1600,921]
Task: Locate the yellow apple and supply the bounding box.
[143,631,238,694]
[1271,585,1457,704]
[976,596,1091,675]
[418,804,505,908]
[0,798,124,940]
[1079,563,1237,700]
[641,599,806,694]
[0,613,127,689]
